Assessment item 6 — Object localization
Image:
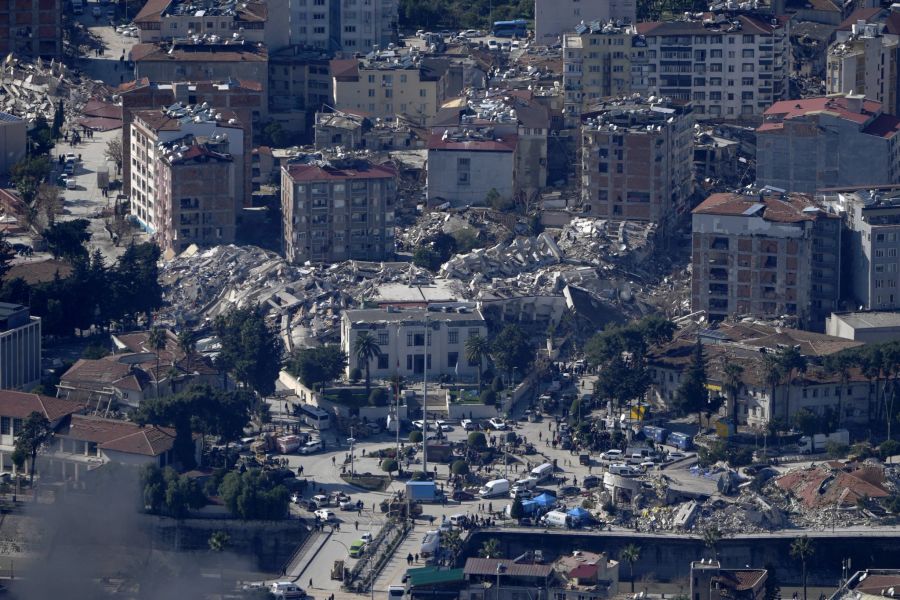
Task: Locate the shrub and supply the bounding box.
[349,368,362,383]
[411,471,429,481]
[409,430,423,444]
[381,458,398,475]
[369,388,388,407]
[451,460,469,475]
[480,390,497,406]
[467,431,487,449]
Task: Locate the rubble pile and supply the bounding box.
[556,218,656,266]
[439,233,563,279]
[0,55,109,122]
[157,245,434,342]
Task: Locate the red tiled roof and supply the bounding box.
[82,99,123,120]
[76,116,123,132]
[0,391,84,421]
[714,570,767,592]
[64,415,176,457]
[285,162,397,182]
[776,465,890,508]
[131,43,267,63]
[692,192,828,223]
[759,96,882,129]
[428,132,518,152]
[330,58,360,79]
[569,563,599,579]
[134,0,171,23]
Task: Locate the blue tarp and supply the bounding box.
[520,499,539,514]
[566,507,593,522]
[533,492,557,507]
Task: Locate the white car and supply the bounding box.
[360,532,373,543]
[667,451,686,460]
[314,509,336,521]
[511,40,521,49]
[439,423,452,432]
[298,440,322,454]
[461,419,475,430]
[488,418,506,430]
[600,449,624,464]
[339,499,356,511]
[290,492,301,504]
[312,494,329,505]
[487,39,498,50]
[66,177,77,190]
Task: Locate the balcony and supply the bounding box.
[708,283,729,296]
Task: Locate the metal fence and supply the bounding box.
[346,518,411,593]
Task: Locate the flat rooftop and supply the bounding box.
[830,311,900,329]
[344,307,484,323]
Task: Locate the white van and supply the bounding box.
[420,530,440,557]
[513,477,538,491]
[530,462,553,482]
[270,581,305,598]
[541,510,569,528]
[479,478,510,498]
[600,449,624,464]
[608,463,639,477]
[298,440,323,455]
[388,585,407,600]
[449,513,468,527]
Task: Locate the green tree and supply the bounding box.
[261,121,289,147]
[879,439,900,461]
[82,343,110,359]
[369,388,388,407]
[381,458,399,478]
[478,538,501,558]
[140,463,166,512]
[450,460,469,476]
[178,329,197,373]
[792,408,820,437]
[218,469,289,520]
[491,324,533,383]
[510,495,524,519]
[14,411,54,486]
[354,331,382,395]
[621,544,641,593]
[480,389,497,406]
[790,535,814,600]
[105,136,124,175]
[702,525,722,560]
[208,530,230,552]
[215,306,283,397]
[28,114,54,155]
[43,219,91,262]
[467,431,487,449]
[722,362,744,426]
[673,339,709,427]
[287,345,347,390]
[409,430,423,444]
[465,334,490,390]
[9,155,51,206]
[147,327,168,399]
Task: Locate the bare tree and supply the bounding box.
[35,183,62,227]
[105,136,123,175]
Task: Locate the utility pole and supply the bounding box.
[348,425,356,478]
[422,314,429,475]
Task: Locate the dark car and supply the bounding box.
[579,454,591,466]
[582,475,600,489]
[452,490,475,501]
[559,485,580,497]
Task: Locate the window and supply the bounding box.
[368,74,375,83]
[457,157,470,185]
[448,330,459,344]
[448,352,459,369]
[0,417,8,435]
[368,89,375,97]
[377,331,389,345]
[468,328,481,338]
[419,89,427,97]
[377,353,389,369]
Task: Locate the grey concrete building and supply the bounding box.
[535,0,636,46]
[0,303,41,391]
[341,307,487,380]
[580,96,694,231]
[281,158,397,264]
[691,191,841,331]
[426,129,518,207]
[827,311,900,342]
[820,187,900,310]
[827,19,900,116]
[757,94,900,193]
[0,113,26,177]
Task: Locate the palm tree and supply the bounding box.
[723,362,744,427]
[621,543,641,592]
[790,535,814,600]
[178,329,197,374]
[478,538,501,559]
[147,328,168,399]
[353,332,381,395]
[465,334,490,391]
[702,525,722,560]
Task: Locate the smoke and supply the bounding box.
[8,463,265,600]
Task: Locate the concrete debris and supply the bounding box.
[0,53,112,123]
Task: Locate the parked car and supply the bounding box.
[559,485,580,497]
[290,492,302,504]
[360,532,374,543]
[488,418,507,430]
[452,489,475,501]
[461,419,476,431]
[312,494,329,506]
[314,509,336,521]
[66,177,77,190]
[339,500,356,511]
[600,449,624,464]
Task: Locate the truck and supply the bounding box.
[96,165,109,190]
[405,481,443,503]
[419,530,440,557]
[276,435,302,454]
[479,478,510,498]
[540,510,570,528]
[798,429,849,454]
[642,425,669,444]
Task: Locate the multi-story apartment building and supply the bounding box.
[562,22,647,123]
[756,94,900,193]
[131,38,269,96]
[580,96,694,229]
[691,190,841,330]
[281,158,397,264]
[433,90,551,193]
[0,303,40,391]
[287,0,397,51]
[820,186,900,311]
[119,78,263,199]
[426,129,518,207]
[330,51,453,125]
[827,20,900,116]
[154,137,237,254]
[133,0,287,47]
[637,13,789,119]
[340,307,487,380]
[268,46,332,115]
[129,106,245,237]
[535,0,635,46]
[0,0,61,58]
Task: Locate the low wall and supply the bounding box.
[448,403,501,420]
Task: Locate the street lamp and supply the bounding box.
[347,427,356,478]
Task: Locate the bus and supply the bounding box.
[668,431,694,451]
[492,19,527,38]
[298,404,331,430]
